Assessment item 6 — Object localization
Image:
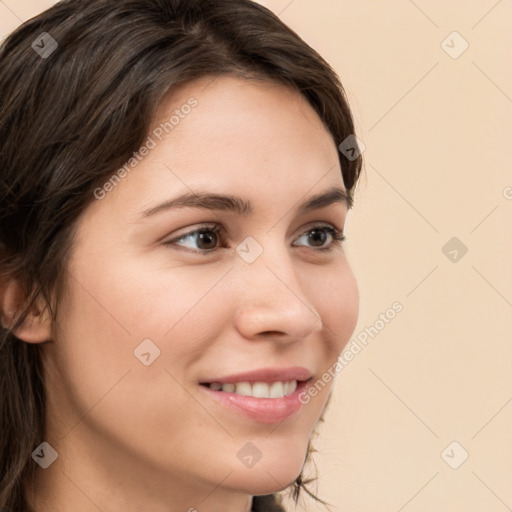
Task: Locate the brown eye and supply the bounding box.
[165,225,223,253]
[165,223,345,255]
[307,228,330,247]
[294,225,345,252]
[192,229,219,250]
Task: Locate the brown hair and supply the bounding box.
[0,0,362,510]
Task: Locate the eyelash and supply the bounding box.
[164,223,346,255]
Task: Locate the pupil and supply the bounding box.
[198,230,217,249]
[310,229,327,246]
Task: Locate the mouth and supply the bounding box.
[200,380,299,398]
[198,367,312,423]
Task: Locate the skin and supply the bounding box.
[15,75,359,512]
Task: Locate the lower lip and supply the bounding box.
[200,380,309,423]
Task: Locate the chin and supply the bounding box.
[226,440,308,495]
[227,467,302,496]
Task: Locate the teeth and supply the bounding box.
[208,380,298,398]
[235,382,252,396]
[269,381,284,398]
[252,382,269,398]
[222,383,235,393]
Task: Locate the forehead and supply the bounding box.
[84,74,345,226]
[151,74,335,154]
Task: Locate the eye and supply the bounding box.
[293,224,346,252]
[164,223,345,254]
[166,224,223,253]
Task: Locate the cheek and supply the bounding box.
[48,276,138,433]
[289,261,359,418]
[313,260,359,355]
[51,258,211,391]
[49,270,219,471]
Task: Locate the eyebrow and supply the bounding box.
[141,185,352,218]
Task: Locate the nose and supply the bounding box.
[232,243,323,344]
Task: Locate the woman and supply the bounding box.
[0,0,363,510]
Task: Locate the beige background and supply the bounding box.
[2,1,511,511]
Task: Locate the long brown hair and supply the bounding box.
[0,0,362,510]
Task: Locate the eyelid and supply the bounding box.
[168,219,344,238]
[164,221,345,253]
[168,223,223,242]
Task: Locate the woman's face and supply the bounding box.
[41,75,359,507]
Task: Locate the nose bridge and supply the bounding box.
[232,235,322,340]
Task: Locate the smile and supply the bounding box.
[204,380,298,398]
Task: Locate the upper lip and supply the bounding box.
[200,366,312,384]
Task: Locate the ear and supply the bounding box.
[0,278,52,343]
